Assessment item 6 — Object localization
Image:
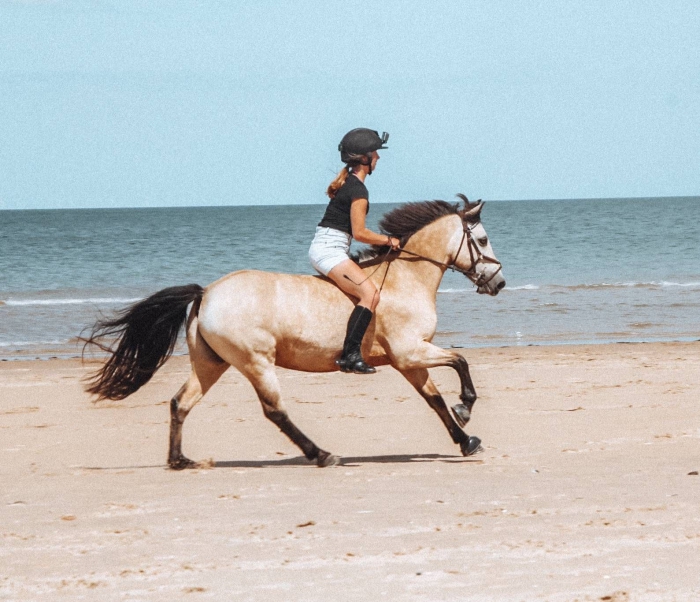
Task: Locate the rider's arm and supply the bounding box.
[350,199,400,248]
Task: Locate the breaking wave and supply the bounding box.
[438,284,540,293]
[553,281,700,291]
[1,297,141,307]
[0,339,70,348]
[505,284,540,291]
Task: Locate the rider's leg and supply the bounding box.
[327,258,379,310]
[326,259,379,374]
[337,305,375,373]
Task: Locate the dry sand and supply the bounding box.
[1,342,699,601]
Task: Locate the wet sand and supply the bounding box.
[1,342,699,601]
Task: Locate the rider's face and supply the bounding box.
[370,151,380,171]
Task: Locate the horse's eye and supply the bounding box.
[478,237,488,246]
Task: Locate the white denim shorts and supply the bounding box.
[308,226,352,276]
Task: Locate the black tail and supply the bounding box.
[82,284,204,400]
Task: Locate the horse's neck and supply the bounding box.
[387,219,454,295]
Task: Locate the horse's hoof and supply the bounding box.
[460,436,483,457]
[451,404,471,427]
[316,450,340,467]
[168,455,198,470]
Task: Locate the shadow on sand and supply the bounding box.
[79,453,483,471]
[215,453,483,468]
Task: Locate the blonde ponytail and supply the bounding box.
[326,166,350,199]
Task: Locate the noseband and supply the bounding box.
[396,219,503,288]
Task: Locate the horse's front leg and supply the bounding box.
[394,342,477,426]
[398,367,482,457]
[447,353,477,427]
[451,354,477,406]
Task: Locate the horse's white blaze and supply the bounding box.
[467,221,505,295]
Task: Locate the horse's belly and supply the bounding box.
[275,341,340,372]
[275,340,390,372]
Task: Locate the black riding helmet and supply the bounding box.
[339,128,389,174]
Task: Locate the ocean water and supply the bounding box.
[1,197,698,359]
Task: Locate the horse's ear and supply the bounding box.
[462,198,484,221]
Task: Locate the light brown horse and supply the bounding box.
[83,196,505,468]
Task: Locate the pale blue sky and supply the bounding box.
[1,0,698,209]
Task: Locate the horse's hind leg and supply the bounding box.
[399,368,482,457]
[169,330,228,469]
[244,359,338,467]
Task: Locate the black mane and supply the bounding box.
[379,200,461,241]
[355,194,479,263]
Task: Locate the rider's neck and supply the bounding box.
[351,166,370,183]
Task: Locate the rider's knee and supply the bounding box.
[359,285,379,310]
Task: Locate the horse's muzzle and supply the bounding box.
[477,273,506,296]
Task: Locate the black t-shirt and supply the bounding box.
[318,175,369,236]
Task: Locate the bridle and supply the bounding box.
[394,218,503,288]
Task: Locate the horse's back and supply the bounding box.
[201,269,349,321]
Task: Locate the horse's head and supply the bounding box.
[453,195,506,296]
[375,196,506,295]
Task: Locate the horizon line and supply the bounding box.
[1,194,698,212]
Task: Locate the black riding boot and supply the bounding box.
[336,305,376,374]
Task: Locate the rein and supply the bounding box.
[393,221,503,288]
[352,218,502,292]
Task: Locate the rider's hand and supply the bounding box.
[387,236,401,250]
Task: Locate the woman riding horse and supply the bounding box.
[309,128,401,374]
[82,137,506,467]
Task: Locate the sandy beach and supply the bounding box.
[1,342,699,601]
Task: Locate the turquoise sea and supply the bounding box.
[0,197,698,359]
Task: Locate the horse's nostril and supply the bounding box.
[496,280,506,291]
